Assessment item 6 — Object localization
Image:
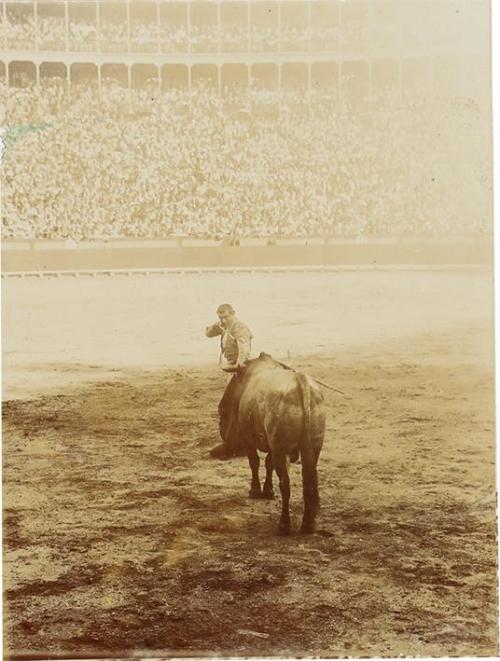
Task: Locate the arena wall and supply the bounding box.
[1,236,492,273]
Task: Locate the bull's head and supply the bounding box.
[241,352,274,369]
[222,353,273,376]
[241,352,286,374]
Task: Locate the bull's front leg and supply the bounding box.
[262,452,274,499]
[247,448,262,498]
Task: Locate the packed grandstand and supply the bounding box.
[3,15,341,53]
[2,78,490,241]
[0,1,492,241]
[1,1,388,55]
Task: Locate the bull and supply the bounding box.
[219,352,326,535]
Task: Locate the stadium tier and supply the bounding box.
[0,0,489,102]
[0,1,492,241]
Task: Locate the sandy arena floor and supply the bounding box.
[2,270,497,657]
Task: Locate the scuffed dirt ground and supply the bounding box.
[2,326,498,658]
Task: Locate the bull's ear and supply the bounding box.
[259,352,272,360]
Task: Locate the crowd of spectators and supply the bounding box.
[1,77,492,241]
[2,14,339,53]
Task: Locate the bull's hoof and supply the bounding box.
[300,521,315,535]
[278,521,291,536]
[262,489,275,500]
[249,488,263,499]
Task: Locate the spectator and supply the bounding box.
[0,80,492,240]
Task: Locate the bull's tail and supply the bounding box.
[296,372,320,526]
[296,372,317,473]
[296,372,311,453]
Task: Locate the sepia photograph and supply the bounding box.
[1,0,497,658]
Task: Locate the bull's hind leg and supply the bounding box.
[274,453,291,535]
[301,461,320,534]
[247,449,262,498]
[262,452,274,499]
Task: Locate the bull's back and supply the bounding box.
[239,370,325,455]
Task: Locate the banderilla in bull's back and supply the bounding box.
[281,349,351,397]
[223,360,351,397]
[280,363,350,397]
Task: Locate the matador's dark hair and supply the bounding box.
[217,303,235,315]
